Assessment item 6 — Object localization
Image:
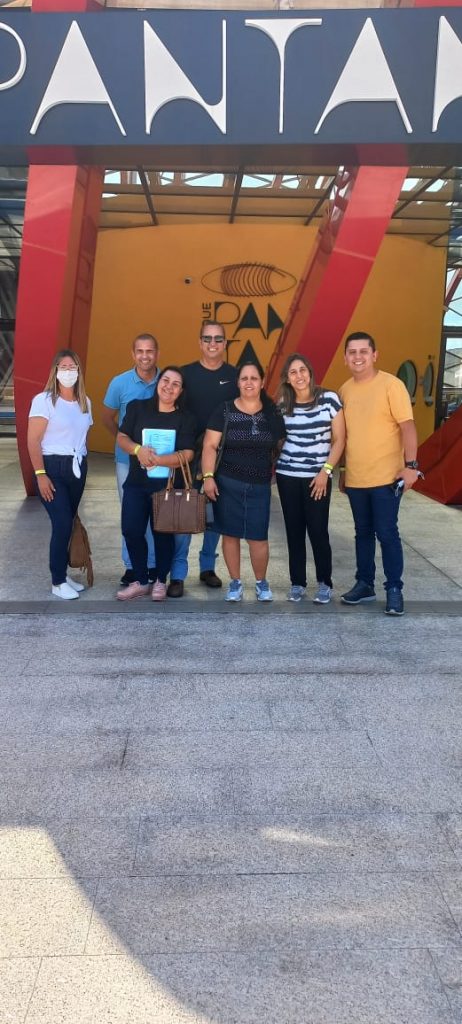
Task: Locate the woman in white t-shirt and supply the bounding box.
[27,349,93,600]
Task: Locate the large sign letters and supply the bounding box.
[0,9,460,158]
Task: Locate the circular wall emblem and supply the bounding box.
[201,262,297,297]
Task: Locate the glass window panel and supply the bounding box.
[401,178,424,192]
[426,179,449,192]
[441,337,462,420]
[184,173,224,187]
[104,171,122,184]
[241,174,275,189]
[0,329,15,434]
[397,360,417,400]
[281,176,301,190]
[444,271,462,326]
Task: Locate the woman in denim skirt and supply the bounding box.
[201,360,285,602]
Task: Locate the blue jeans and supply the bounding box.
[38,455,87,585]
[116,461,155,570]
[171,528,220,580]
[170,477,219,579]
[345,485,404,591]
[121,479,173,585]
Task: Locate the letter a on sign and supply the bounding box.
[315,18,411,134]
[433,17,462,132]
[30,21,125,136]
[144,21,227,135]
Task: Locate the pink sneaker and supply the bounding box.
[151,580,167,601]
[116,581,151,601]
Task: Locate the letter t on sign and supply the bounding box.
[245,19,322,134]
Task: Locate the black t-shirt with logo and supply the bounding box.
[181,361,239,436]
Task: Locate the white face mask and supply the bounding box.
[57,368,78,388]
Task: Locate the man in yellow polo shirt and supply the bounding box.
[339,331,420,616]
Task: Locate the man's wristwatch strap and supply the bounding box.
[405,460,419,469]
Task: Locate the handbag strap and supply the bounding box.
[162,451,193,490]
[214,400,232,473]
[176,450,193,490]
[221,401,231,448]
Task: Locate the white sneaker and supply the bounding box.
[52,582,79,600]
[66,576,85,592]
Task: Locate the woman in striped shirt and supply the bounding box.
[276,354,345,604]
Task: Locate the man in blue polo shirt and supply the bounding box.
[102,332,160,586]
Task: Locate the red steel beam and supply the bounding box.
[14,0,104,495]
[265,165,408,393]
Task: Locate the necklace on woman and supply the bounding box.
[250,412,262,436]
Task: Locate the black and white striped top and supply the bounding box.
[276,391,342,478]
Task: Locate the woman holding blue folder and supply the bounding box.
[116,366,196,601]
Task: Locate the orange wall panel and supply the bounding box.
[86,225,446,453]
[322,236,446,441]
[86,224,315,453]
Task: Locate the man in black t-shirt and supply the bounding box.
[168,320,238,597]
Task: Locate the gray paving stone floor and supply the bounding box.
[1,440,462,1022]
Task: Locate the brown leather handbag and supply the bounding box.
[152,452,207,534]
[68,514,94,586]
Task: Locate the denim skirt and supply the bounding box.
[214,473,271,541]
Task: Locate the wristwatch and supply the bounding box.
[405,460,419,469]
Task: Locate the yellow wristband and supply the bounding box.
[35,469,46,476]
[203,472,214,479]
[133,444,141,456]
[324,462,334,471]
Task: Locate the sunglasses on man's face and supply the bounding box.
[201,335,225,344]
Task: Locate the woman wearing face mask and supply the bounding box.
[27,349,93,600]
[201,360,286,602]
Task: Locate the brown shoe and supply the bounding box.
[167,579,184,598]
[199,570,222,588]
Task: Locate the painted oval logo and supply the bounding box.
[201,262,297,297]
